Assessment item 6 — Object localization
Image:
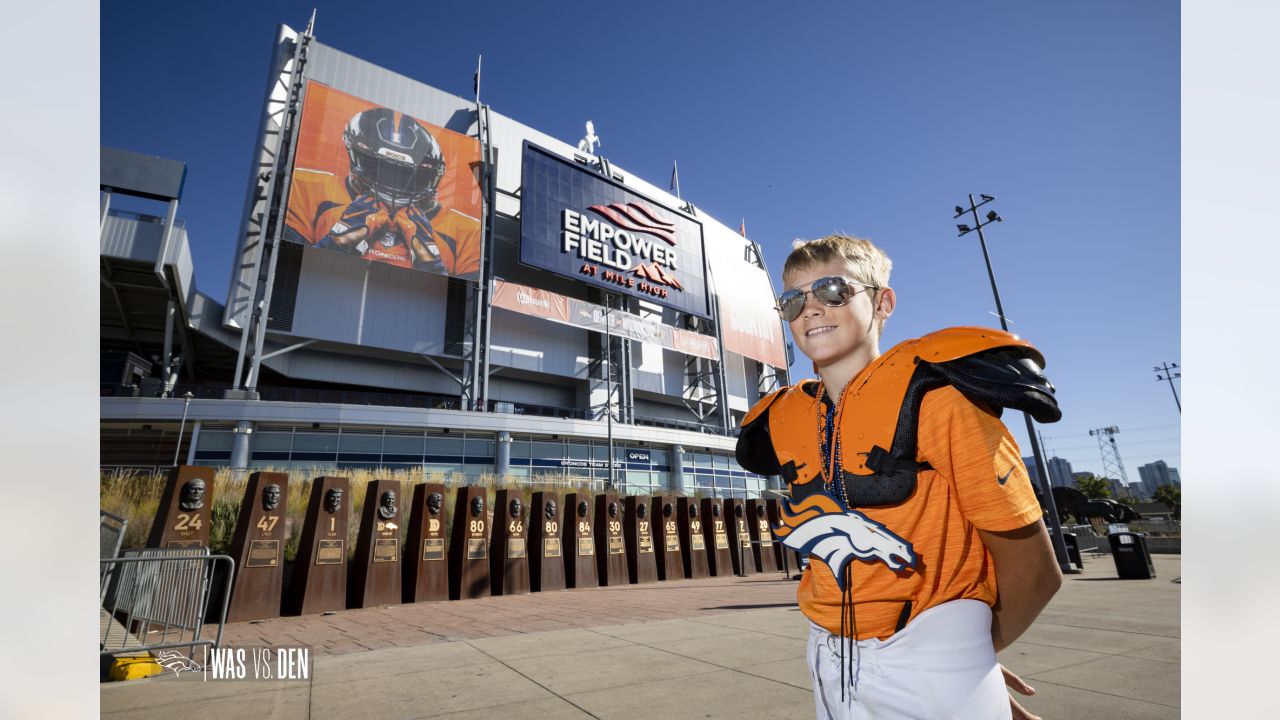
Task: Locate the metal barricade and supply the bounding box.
[1065,524,1109,557]
[99,511,128,602]
[100,548,234,659]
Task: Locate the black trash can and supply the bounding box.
[1062,532,1083,570]
[1109,532,1156,579]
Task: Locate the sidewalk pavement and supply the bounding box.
[101,553,1180,719]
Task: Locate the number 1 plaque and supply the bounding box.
[285,476,349,616]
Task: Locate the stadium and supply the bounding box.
[100,21,790,500]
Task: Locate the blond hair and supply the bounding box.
[783,234,893,335]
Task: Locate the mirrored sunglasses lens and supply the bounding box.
[777,291,806,321]
[813,277,852,305]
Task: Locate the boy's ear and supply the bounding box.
[877,287,896,319]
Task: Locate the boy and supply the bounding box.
[737,235,1063,719]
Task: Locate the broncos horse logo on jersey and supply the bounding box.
[774,491,916,590]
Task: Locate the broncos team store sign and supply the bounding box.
[518,143,710,318]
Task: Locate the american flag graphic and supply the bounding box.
[587,202,678,246]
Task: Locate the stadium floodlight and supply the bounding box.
[949,192,1071,574]
[1153,362,1181,413]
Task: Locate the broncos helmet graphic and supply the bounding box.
[344,108,446,213]
[774,491,917,591]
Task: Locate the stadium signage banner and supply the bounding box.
[492,280,719,361]
[283,81,483,279]
[718,271,788,368]
[519,143,710,318]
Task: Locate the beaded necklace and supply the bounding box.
[816,382,850,511]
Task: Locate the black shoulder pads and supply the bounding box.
[735,392,784,476]
[929,347,1062,424]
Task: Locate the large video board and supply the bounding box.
[284,81,484,279]
[518,143,710,318]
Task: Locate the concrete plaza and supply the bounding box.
[101,552,1180,719]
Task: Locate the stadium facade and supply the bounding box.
[101,22,790,500]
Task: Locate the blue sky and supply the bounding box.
[101,0,1180,480]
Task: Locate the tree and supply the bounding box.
[1153,484,1181,519]
[1073,474,1113,499]
[1115,495,1139,506]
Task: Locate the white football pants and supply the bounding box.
[807,599,1012,720]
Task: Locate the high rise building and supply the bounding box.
[1047,457,1074,488]
[1138,460,1178,497]
[1022,456,1040,487]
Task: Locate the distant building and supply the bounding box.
[1072,471,1093,486]
[1022,456,1040,487]
[1047,457,1074,488]
[1127,481,1145,499]
[1139,460,1179,497]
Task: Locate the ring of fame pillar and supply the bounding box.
[652,496,683,581]
[449,486,490,600]
[746,499,779,573]
[404,483,448,603]
[623,495,658,584]
[594,493,628,586]
[700,498,733,576]
[146,465,216,549]
[528,492,565,592]
[226,471,289,622]
[348,480,402,609]
[490,490,530,596]
[721,499,755,576]
[562,492,597,589]
[766,498,798,571]
[677,497,709,579]
[286,477,349,615]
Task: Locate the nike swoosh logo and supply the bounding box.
[997,467,1014,485]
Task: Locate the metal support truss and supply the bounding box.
[756,360,784,396]
[1089,425,1133,496]
[228,16,314,392]
[459,103,496,411]
[682,309,728,433]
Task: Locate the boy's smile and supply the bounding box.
[783,260,894,393]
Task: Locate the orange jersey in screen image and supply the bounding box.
[283,81,482,279]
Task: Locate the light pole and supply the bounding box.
[599,299,616,490]
[173,391,194,467]
[1153,362,1181,413]
[953,194,1074,573]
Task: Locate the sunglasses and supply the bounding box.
[775,276,877,322]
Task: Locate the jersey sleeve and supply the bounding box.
[438,210,482,278]
[918,386,1043,532]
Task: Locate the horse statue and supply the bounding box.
[1051,486,1142,524]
